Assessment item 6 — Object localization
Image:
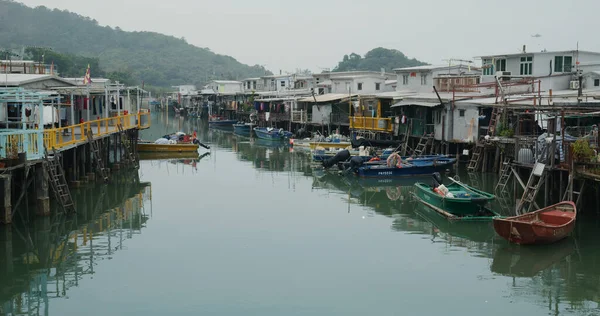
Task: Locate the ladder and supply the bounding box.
[515,162,546,214]
[494,157,512,193]
[413,135,432,157]
[562,175,585,208]
[401,119,412,156]
[86,130,110,183]
[467,144,484,172]
[44,148,75,214]
[488,107,501,136]
[117,124,139,169]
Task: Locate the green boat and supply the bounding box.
[413,179,497,220]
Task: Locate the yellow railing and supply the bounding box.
[44,111,152,150]
[349,116,393,133]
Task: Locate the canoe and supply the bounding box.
[233,123,255,136]
[492,201,576,245]
[254,127,293,141]
[356,157,456,178]
[413,180,496,217]
[137,142,199,153]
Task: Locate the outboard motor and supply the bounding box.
[321,149,351,169]
[348,156,364,172]
[432,172,443,188]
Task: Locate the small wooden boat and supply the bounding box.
[254,127,293,141]
[413,178,496,218]
[137,142,199,153]
[492,201,576,245]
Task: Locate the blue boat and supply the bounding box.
[233,123,255,136]
[355,157,457,178]
[208,118,237,128]
[253,127,293,141]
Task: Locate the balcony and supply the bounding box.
[1,110,151,161]
[349,116,392,133]
[291,110,311,123]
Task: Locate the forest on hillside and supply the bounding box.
[333,48,427,73]
[0,0,270,87]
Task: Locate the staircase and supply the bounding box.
[413,135,432,157]
[86,130,110,183]
[494,157,512,193]
[515,162,546,214]
[44,148,75,214]
[117,124,139,169]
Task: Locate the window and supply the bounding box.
[435,110,441,124]
[595,79,600,87]
[420,74,427,85]
[482,58,494,76]
[252,81,256,89]
[402,75,409,85]
[519,56,533,75]
[357,82,363,90]
[280,81,285,87]
[375,82,381,90]
[495,59,506,72]
[554,56,573,73]
[459,109,465,117]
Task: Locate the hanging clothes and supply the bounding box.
[92,96,97,115]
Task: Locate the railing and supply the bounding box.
[258,112,290,122]
[1,111,151,161]
[291,110,310,123]
[349,116,393,133]
[330,113,350,125]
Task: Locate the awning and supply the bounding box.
[298,93,356,103]
[391,100,441,108]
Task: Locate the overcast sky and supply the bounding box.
[18,0,600,73]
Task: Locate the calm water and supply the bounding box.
[1,112,600,315]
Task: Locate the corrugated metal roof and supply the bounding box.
[391,100,440,108]
[0,74,76,87]
[298,93,356,103]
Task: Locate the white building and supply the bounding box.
[394,64,480,94]
[478,49,600,92]
[314,71,395,95]
[205,80,243,95]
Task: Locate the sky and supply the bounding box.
[17,0,600,74]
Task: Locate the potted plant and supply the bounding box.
[572,139,594,163]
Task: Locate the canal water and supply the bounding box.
[1,111,600,315]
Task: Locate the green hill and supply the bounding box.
[334,47,427,73]
[0,0,270,87]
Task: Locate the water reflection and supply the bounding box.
[0,171,152,315]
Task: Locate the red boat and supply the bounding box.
[493,201,576,245]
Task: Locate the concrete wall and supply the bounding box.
[330,76,387,95]
[396,66,474,94]
[207,82,242,94]
[312,104,332,124]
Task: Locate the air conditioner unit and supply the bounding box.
[496,71,511,77]
[570,80,580,90]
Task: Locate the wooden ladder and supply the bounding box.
[488,107,501,136]
[117,124,139,169]
[413,135,431,157]
[515,162,546,214]
[467,143,484,172]
[44,148,75,214]
[562,175,585,208]
[86,130,110,183]
[494,157,512,193]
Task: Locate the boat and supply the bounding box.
[492,201,576,245]
[354,155,457,178]
[412,176,497,219]
[137,142,200,153]
[253,127,293,141]
[208,116,237,128]
[233,122,255,136]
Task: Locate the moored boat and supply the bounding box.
[233,122,255,136]
[492,201,576,245]
[354,155,456,178]
[254,127,293,141]
[412,176,496,218]
[137,141,200,153]
[208,116,237,128]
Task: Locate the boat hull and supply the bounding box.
[137,142,199,153]
[254,128,292,141]
[309,142,352,150]
[493,201,576,245]
[356,158,456,178]
[208,120,237,128]
[233,124,254,136]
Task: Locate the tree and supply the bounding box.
[333,47,427,72]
